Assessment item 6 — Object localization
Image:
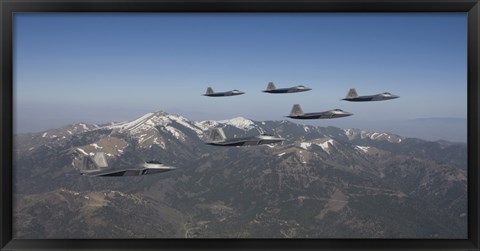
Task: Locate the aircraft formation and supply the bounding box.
[204,82,398,119]
[202,82,399,147]
[78,82,398,177]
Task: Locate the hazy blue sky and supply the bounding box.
[14,13,467,141]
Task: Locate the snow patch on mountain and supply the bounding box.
[91,143,102,149]
[104,112,191,147]
[167,114,204,135]
[370,132,386,140]
[137,131,165,149]
[80,123,89,130]
[299,139,335,154]
[107,112,185,133]
[76,148,88,156]
[194,117,255,132]
[300,142,312,150]
[218,117,255,130]
[138,134,155,144]
[344,128,403,143]
[193,120,220,131]
[108,112,156,133]
[356,145,370,153]
[164,126,186,141]
[153,138,165,149]
[318,139,334,154]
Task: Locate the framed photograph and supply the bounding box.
[1,0,479,250]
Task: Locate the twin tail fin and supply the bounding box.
[80,152,109,174]
[289,104,304,117]
[266,82,276,91]
[208,127,227,142]
[206,87,214,95]
[345,88,358,99]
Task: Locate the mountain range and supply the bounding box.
[13,111,467,238]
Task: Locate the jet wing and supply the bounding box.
[88,167,174,176]
[209,139,250,146]
[95,169,143,176]
[82,168,142,176]
[207,136,257,146]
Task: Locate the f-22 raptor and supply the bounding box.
[342,88,399,102]
[287,104,353,119]
[79,152,176,177]
[205,127,284,146]
[203,87,245,97]
[262,82,311,94]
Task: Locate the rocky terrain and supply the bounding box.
[13,111,467,238]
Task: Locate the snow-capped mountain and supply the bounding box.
[13,111,467,238]
[345,128,403,143]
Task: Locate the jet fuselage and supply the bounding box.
[204,90,245,97]
[288,110,353,119]
[263,86,311,94]
[206,134,284,146]
[81,162,176,177]
[343,93,399,102]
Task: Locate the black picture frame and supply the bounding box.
[1,0,479,250]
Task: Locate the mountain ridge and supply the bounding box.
[13,110,467,238]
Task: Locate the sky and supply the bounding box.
[13,13,467,142]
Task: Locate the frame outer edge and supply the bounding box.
[467,1,480,250]
[1,1,479,250]
[469,1,480,250]
[0,1,14,250]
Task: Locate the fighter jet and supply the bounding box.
[203,87,245,97]
[342,88,399,102]
[79,152,176,177]
[286,104,353,119]
[205,127,284,146]
[262,82,312,94]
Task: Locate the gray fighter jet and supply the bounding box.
[287,104,353,119]
[203,87,245,97]
[342,88,399,102]
[79,152,176,177]
[262,82,312,94]
[205,127,284,146]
